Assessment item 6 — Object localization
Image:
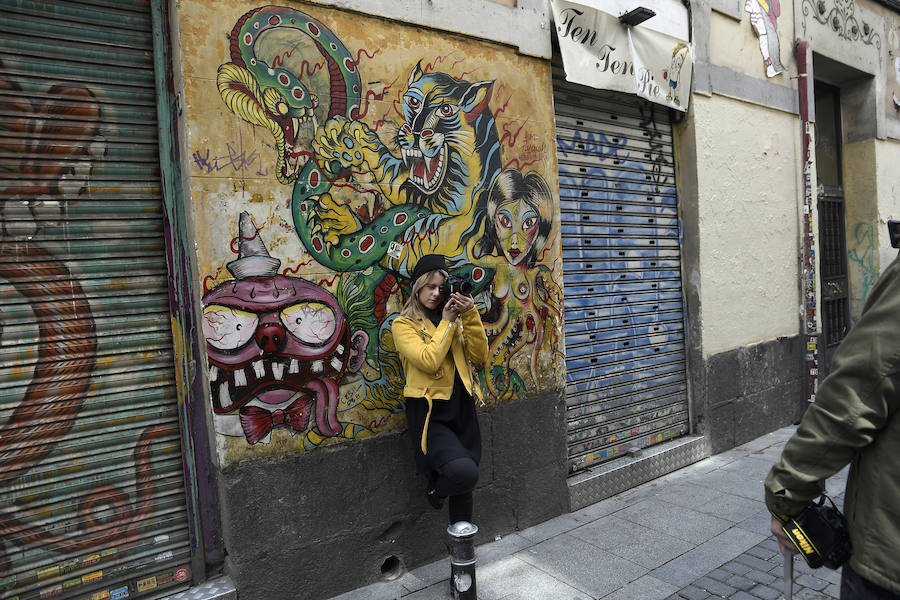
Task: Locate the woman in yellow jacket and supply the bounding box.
[392,254,489,524]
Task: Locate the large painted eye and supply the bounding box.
[203,305,258,350]
[405,96,420,110]
[438,104,458,117]
[281,302,337,346]
[496,211,512,229]
[523,216,538,232]
[276,101,289,115]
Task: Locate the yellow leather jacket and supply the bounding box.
[392,307,489,454]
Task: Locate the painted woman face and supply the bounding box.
[494,198,539,266]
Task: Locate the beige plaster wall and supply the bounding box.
[877,138,900,268]
[174,0,564,465]
[708,4,797,86]
[843,137,900,319]
[692,94,802,356]
[843,139,879,320]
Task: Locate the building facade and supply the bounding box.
[0,0,897,599]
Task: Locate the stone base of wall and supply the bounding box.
[217,391,568,600]
[699,335,807,454]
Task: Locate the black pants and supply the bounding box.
[432,456,479,524]
[841,564,900,599]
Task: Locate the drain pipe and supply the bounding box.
[447,521,478,599]
[796,40,820,407]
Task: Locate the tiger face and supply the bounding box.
[395,62,499,214]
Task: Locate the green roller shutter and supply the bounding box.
[0,1,194,599]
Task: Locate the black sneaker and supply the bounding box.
[426,487,445,509]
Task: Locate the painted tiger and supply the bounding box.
[311,60,503,274]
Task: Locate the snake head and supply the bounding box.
[217,63,319,184]
[260,85,318,181]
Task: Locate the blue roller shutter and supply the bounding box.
[554,69,690,474]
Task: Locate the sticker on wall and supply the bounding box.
[746,0,785,77]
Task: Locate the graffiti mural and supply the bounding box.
[203,211,372,447]
[189,3,563,459]
[476,170,563,399]
[745,0,786,77]
[0,44,190,599]
[848,221,879,316]
[555,97,689,467]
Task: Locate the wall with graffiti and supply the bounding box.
[0,3,195,598]
[176,1,564,464]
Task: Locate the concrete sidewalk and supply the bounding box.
[330,426,849,600]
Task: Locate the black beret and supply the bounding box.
[411,254,447,284]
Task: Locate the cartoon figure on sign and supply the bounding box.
[665,43,690,106]
[202,212,371,447]
[476,170,563,399]
[745,0,785,77]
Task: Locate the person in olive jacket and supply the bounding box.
[392,254,489,524]
[765,253,900,598]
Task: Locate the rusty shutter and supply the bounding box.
[553,67,691,474]
[0,1,194,599]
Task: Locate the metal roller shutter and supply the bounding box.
[554,67,690,474]
[0,1,193,599]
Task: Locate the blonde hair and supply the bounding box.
[400,269,448,322]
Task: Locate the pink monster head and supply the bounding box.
[202,212,368,443]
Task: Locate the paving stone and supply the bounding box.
[720,562,752,576]
[735,555,775,573]
[821,569,842,585]
[475,555,591,600]
[569,515,694,570]
[705,568,732,583]
[744,568,776,585]
[516,514,582,545]
[794,588,832,600]
[649,529,764,588]
[736,509,776,537]
[725,574,756,592]
[749,583,781,600]
[728,591,757,600]
[746,546,777,561]
[683,467,767,502]
[823,583,840,597]
[616,498,734,545]
[676,585,710,600]
[601,575,679,600]
[795,574,829,591]
[402,581,452,600]
[693,575,735,597]
[569,496,628,523]
[477,533,533,567]
[517,533,647,598]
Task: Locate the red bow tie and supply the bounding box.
[239,400,311,445]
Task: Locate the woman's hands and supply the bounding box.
[442,293,475,321]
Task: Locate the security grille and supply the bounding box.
[0,1,193,599]
[554,68,690,474]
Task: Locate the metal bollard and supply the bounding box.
[447,521,478,599]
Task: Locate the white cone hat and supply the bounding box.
[226,211,281,278]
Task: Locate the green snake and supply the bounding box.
[217,5,438,276]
